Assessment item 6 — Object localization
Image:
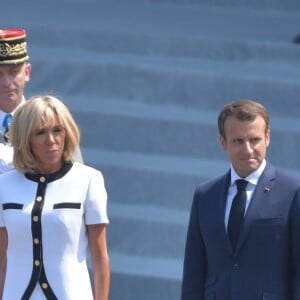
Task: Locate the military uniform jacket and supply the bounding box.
[0,162,109,299]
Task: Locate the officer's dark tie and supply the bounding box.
[3,113,12,143]
[228,179,248,251]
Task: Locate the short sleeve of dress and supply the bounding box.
[84,168,109,225]
[0,174,7,227]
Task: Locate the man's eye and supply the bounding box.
[10,68,20,76]
[233,139,242,144]
[251,138,261,144]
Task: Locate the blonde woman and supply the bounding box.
[0,95,110,299]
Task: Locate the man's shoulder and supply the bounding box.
[274,168,300,187]
[264,162,300,190]
[195,172,229,194]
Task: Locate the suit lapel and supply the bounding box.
[215,172,234,254]
[234,163,276,254]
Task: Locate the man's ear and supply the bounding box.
[25,63,32,83]
[219,135,227,151]
[265,129,270,147]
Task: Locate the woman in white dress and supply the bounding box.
[0,95,110,300]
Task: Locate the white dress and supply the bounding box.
[0,162,109,299]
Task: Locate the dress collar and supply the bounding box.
[25,161,73,183]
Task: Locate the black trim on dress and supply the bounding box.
[21,162,73,299]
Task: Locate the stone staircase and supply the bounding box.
[3,0,300,299]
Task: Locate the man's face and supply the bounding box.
[0,62,31,113]
[219,115,270,178]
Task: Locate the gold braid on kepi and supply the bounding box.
[0,28,29,64]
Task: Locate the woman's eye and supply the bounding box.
[36,130,45,135]
[53,127,63,133]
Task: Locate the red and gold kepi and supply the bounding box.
[0,28,29,64]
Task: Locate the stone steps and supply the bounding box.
[82,146,300,211]
[29,30,300,63]
[108,204,187,259]
[140,0,300,11]
[5,0,300,63]
[67,96,300,171]
[110,271,180,300]
[28,48,300,120]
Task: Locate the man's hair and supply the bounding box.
[218,99,270,139]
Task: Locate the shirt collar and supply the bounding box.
[230,159,266,186]
[0,96,26,120]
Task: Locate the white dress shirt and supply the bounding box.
[0,97,26,133]
[224,159,266,230]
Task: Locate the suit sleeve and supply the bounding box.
[290,186,300,299]
[181,190,206,300]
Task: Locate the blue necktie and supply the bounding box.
[2,114,12,142]
[228,179,248,251]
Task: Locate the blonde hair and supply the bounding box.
[11,95,80,173]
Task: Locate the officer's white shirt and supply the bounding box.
[0,144,13,173]
[0,162,109,299]
[0,97,26,133]
[0,97,26,174]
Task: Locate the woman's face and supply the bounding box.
[30,116,65,174]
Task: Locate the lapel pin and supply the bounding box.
[264,187,270,192]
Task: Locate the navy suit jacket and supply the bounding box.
[181,163,300,300]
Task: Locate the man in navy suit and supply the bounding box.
[181,99,300,300]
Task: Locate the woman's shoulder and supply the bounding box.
[72,162,105,178]
[0,170,25,197]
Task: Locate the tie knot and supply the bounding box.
[236,179,248,192]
